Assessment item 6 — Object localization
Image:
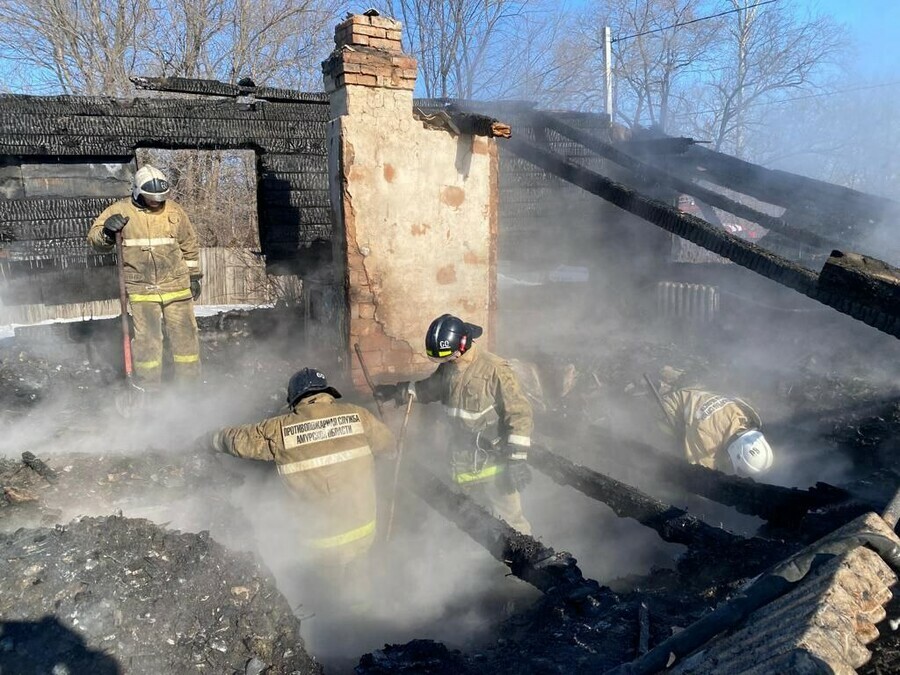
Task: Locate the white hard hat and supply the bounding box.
[132,165,170,203]
[726,430,774,477]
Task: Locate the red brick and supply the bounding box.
[369,16,402,30]
[344,73,378,86]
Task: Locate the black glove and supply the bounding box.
[374,383,409,406]
[102,213,129,242]
[498,457,532,495]
[190,277,202,301]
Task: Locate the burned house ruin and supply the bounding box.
[2,10,900,675]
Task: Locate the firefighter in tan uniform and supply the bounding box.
[375,314,534,534]
[87,165,202,387]
[207,368,395,601]
[660,387,774,477]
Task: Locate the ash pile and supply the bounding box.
[0,515,320,675]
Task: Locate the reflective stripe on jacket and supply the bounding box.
[215,393,395,546]
[660,388,760,470]
[411,345,533,484]
[87,197,200,300]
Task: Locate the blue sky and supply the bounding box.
[812,0,900,76]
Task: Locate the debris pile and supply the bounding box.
[0,515,320,674]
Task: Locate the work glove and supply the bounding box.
[497,442,532,494]
[197,430,225,455]
[190,277,202,301]
[373,382,410,406]
[498,458,532,495]
[102,214,129,242]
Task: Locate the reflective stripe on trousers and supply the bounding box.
[454,463,503,485]
[130,288,192,303]
[309,519,376,549]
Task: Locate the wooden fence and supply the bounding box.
[0,247,292,326]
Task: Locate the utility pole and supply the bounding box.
[603,26,614,120]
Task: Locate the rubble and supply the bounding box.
[0,515,320,674]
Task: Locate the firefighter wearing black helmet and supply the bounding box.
[375,314,534,534]
[205,368,395,601]
[87,165,203,386]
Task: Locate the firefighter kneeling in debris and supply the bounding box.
[659,387,774,478]
[375,314,534,534]
[205,368,395,607]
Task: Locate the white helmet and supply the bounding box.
[132,165,170,203]
[726,430,774,477]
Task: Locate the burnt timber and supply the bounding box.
[504,134,900,339]
[585,428,851,525]
[406,459,598,596]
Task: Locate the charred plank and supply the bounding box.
[588,428,849,525]
[504,136,900,339]
[529,444,740,549]
[406,459,597,595]
[535,113,842,253]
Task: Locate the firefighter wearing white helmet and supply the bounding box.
[88,164,203,387]
[659,387,774,478]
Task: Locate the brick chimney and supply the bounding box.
[322,13,498,391]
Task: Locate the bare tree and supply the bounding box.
[611,0,720,131]
[380,0,551,100]
[0,0,152,94]
[0,0,343,95]
[689,0,844,156]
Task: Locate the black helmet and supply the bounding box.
[287,368,342,406]
[425,314,483,363]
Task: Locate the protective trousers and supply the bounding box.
[307,532,375,614]
[130,297,200,385]
[468,481,532,535]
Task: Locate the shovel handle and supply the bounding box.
[115,231,133,379]
[354,342,384,420]
[385,394,414,542]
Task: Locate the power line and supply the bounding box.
[613,0,779,43]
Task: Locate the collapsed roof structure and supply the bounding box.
[1,10,900,675]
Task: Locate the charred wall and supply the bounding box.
[0,91,331,307]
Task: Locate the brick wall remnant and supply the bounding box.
[323,13,501,389]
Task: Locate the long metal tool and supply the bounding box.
[642,372,674,426]
[114,230,143,416]
[385,395,414,542]
[353,342,385,420]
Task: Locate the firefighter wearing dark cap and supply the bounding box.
[375,314,534,534]
[206,368,395,603]
[88,165,202,387]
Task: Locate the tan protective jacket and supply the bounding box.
[410,345,533,484]
[661,388,761,471]
[214,393,394,550]
[88,198,200,303]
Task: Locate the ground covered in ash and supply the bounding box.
[1,304,900,673]
[0,515,320,675]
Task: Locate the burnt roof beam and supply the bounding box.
[533,112,841,253]
[529,444,741,550]
[504,135,900,339]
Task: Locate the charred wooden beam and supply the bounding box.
[819,250,900,307]
[131,76,328,103]
[504,136,900,339]
[414,108,512,138]
[534,112,842,253]
[587,428,849,525]
[528,444,740,549]
[406,460,596,595]
[649,143,900,245]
